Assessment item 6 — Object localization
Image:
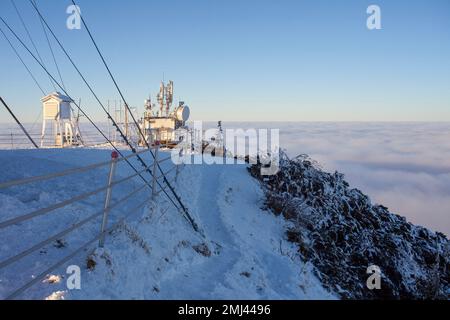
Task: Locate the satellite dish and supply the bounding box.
[175,105,190,121]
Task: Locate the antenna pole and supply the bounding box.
[125,103,129,139]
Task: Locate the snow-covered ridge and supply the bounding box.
[4,147,446,300]
[0,149,333,299]
[249,151,450,299]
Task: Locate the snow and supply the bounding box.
[0,149,334,299]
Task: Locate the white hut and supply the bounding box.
[41,92,78,147]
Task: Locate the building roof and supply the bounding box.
[41,92,73,103]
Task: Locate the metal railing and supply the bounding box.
[0,132,110,149]
[0,133,177,150]
[0,144,184,299]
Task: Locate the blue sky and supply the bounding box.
[0,0,449,122]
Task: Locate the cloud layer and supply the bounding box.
[214,122,450,236]
[5,121,449,236]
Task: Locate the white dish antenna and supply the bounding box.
[175,105,190,121]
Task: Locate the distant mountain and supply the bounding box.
[249,151,450,299]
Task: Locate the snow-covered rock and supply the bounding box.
[249,151,450,299]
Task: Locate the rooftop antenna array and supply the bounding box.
[156,80,174,117]
[157,82,164,117]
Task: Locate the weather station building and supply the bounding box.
[40,92,80,148]
[140,81,190,147]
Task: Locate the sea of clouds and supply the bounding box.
[2,121,449,236]
[212,122,450,237]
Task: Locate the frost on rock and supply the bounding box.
[43,275,62,284]
[249,151,450,299]
[45,290,66,300]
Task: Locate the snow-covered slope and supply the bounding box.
[0,149,333,299]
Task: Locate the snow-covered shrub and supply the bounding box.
[249,150,450,299]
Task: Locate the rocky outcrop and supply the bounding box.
[249,152,450,299]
